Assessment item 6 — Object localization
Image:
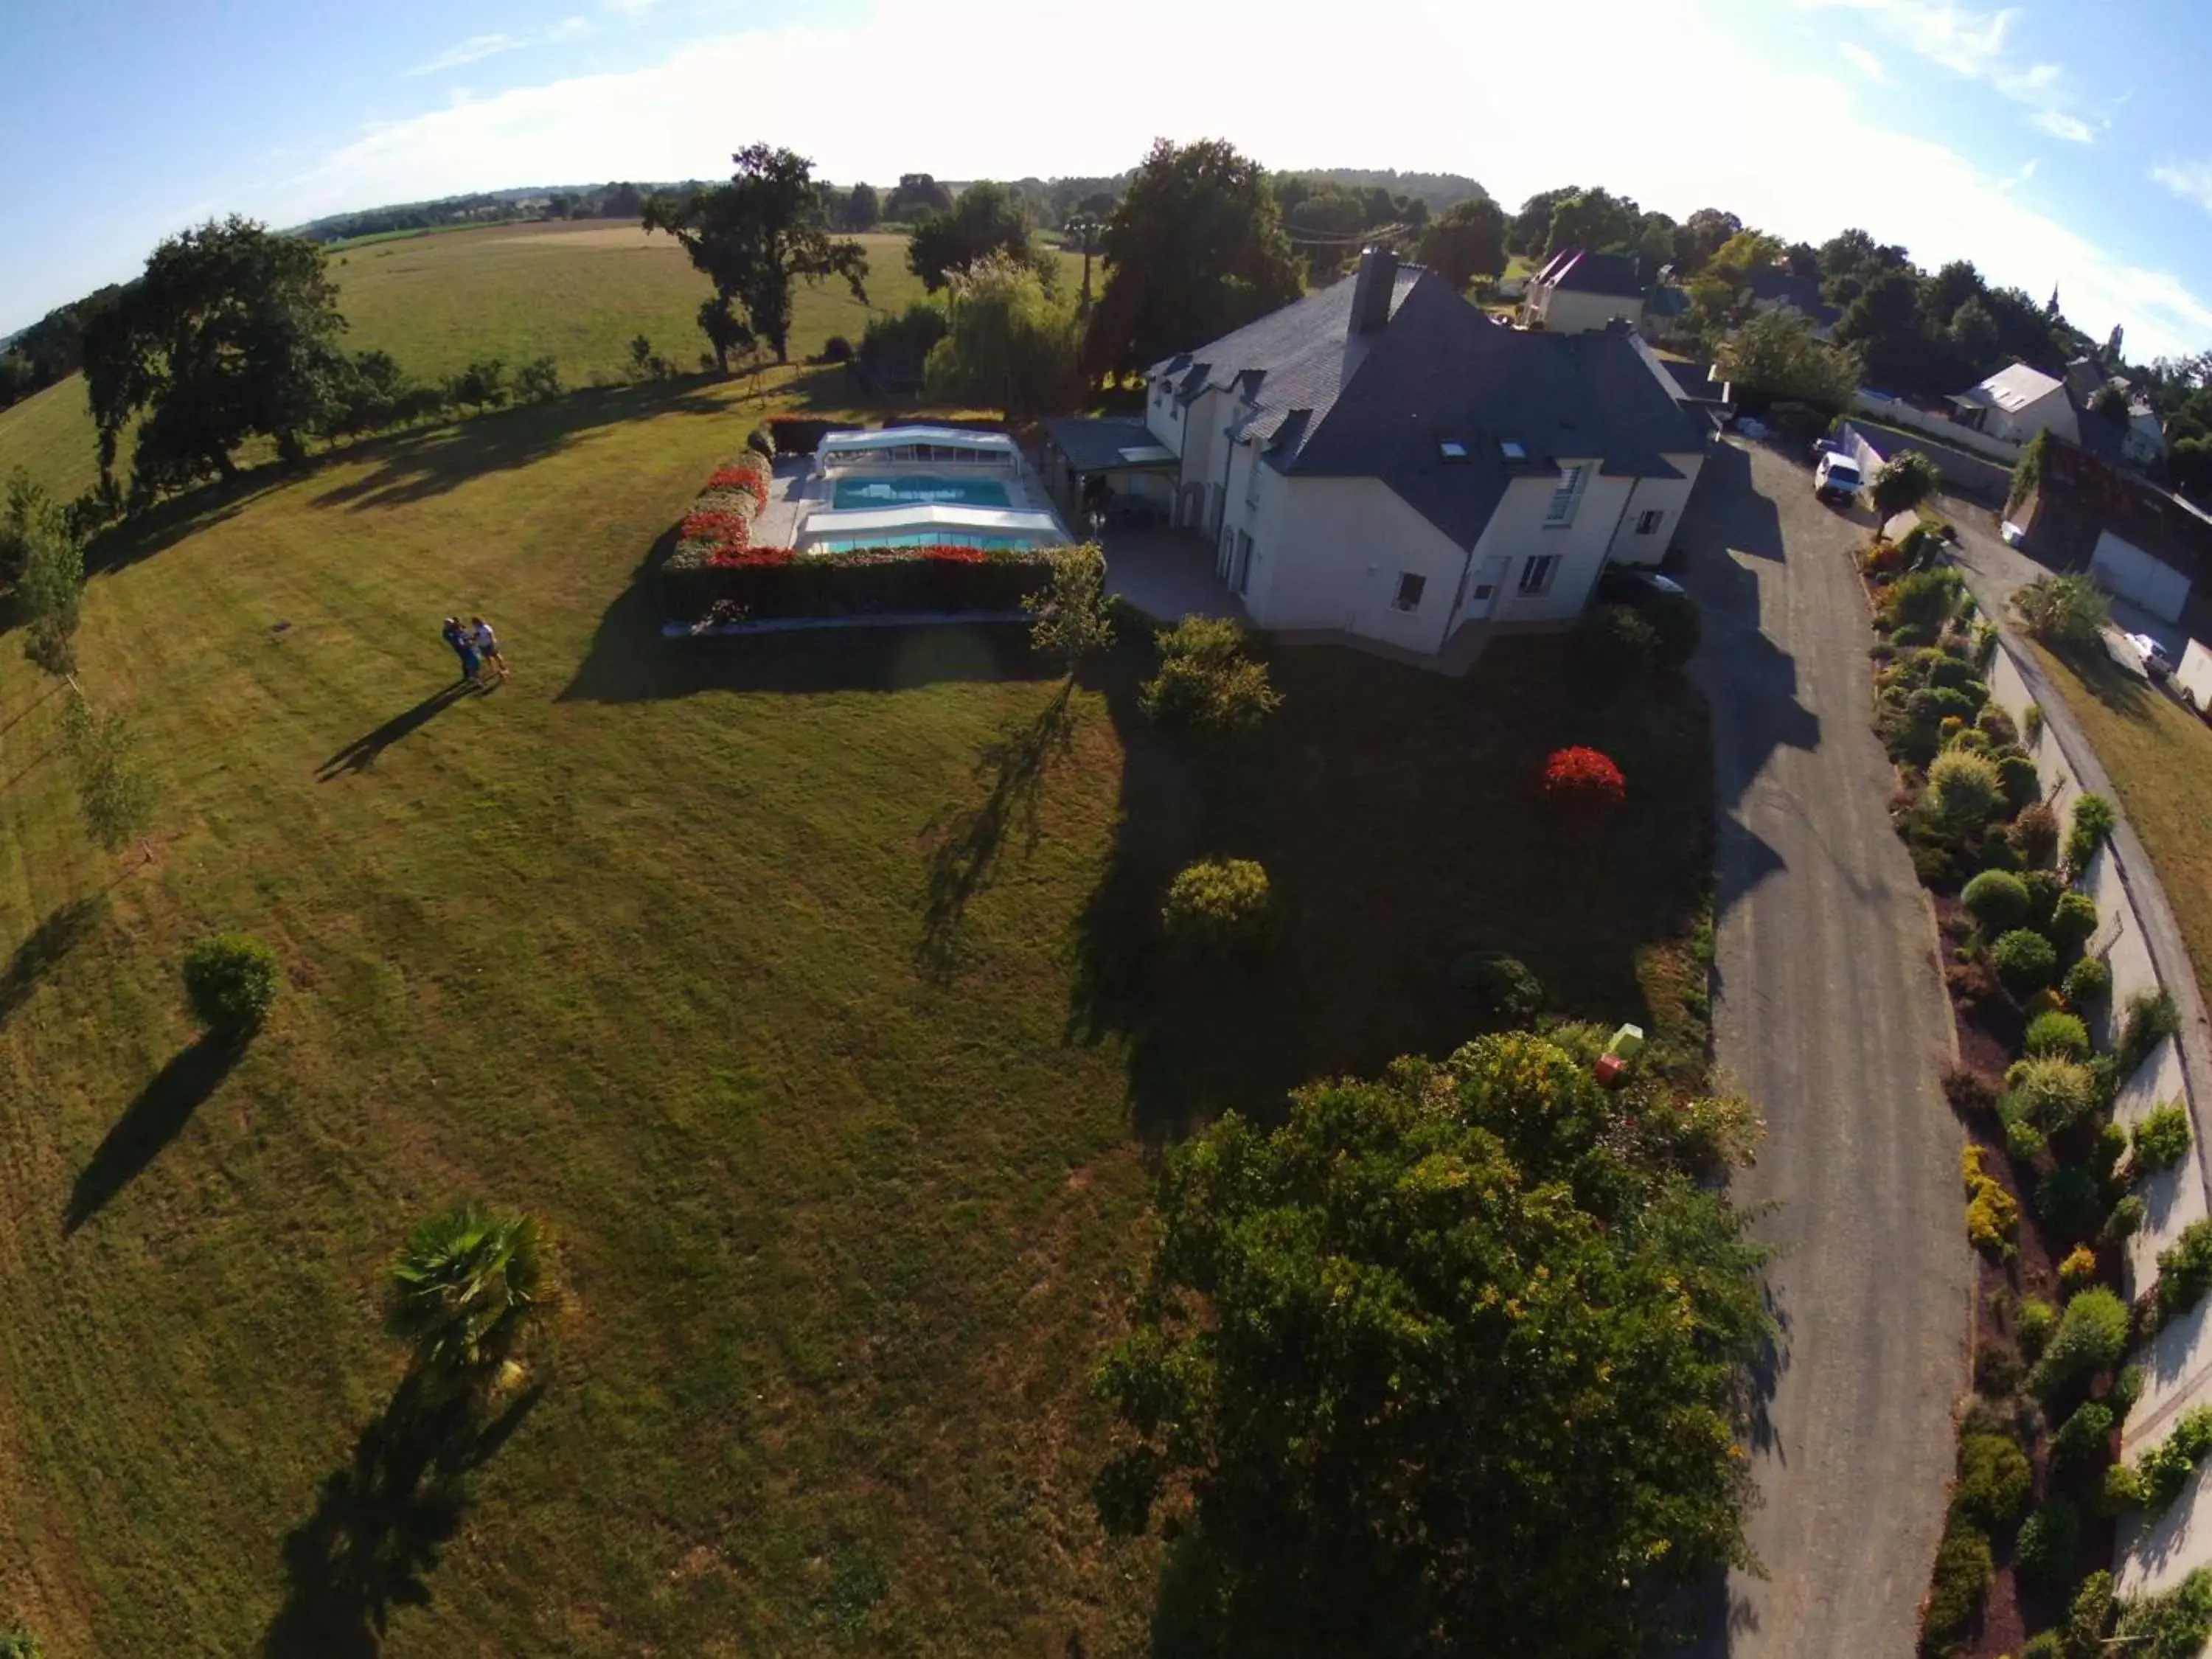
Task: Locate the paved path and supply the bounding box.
[1680,442,1972,1658]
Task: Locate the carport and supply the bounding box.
[1040,417,1180,533]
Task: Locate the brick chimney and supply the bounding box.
[1349,246,1398,336]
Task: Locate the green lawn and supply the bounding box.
[0,224,1086,502]
[0,364,1713,1655]
[2029,639,2212,1015]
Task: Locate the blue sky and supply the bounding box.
[6,0,2212,358]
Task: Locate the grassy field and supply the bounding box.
[2028,639,2212,1013]
[0,223,1086,503]
[0,337,1713,1654]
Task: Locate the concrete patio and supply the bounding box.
[1101,526,1244,622]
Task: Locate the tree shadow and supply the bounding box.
[262,1375,543,1658]
[2043,638,2154,721]
[917,677,1078,981]
[64,1036,240,1231]
[317,681,479,779]
[308,380,728,514]
[83,473,294,580]
[557,526,1062,703]
[0,895,105,1027]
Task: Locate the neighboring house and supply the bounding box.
[1657,358,1736,427]
[1739,265,1842,337]
[1950,361,2081,447]
[1141,247,1709,659]
[2008,432,2212,628]
[1521,248,1644,334]
[1640,283,1694,347]
[2064,354,2168,470]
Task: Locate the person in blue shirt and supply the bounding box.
[442,616,480,683]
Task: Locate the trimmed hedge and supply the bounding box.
[664,543,1062,624]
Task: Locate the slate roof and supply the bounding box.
[1743,266,1824,311]
[1956,361,2065,414]
[1152,261,1708,551]
[1043,417,1178,472]
[1659,358,1733,406]
[1532,247,1644,298]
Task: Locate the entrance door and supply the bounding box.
[1456,554,1511,621]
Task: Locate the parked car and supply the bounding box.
[2130,633,2176,681]
[1814,451,1863,507]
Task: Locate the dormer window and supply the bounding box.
[1438,439,1468,461]
[1499,439,1528,462]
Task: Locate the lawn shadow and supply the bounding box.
[917,676,1077,981]
[557,526,1062,703]
[317,682,480,779]
[64,1036,240,1232]
[0,895,105,1027]
[2045,638,2154,720]
[83,473,295,580]
[262,1376,543,1658]
[308,380,728,514]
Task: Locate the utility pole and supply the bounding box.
[1068,216,1100,318]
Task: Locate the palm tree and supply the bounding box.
[386,1201,550,1397]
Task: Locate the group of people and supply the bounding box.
[441,615,511,685]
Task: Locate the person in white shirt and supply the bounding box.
[470,616,511,682]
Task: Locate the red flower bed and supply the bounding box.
[1540,745,1627,813]
[707,544,795,568]
[707,465,769,507]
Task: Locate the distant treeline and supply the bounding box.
[293,181,689,243]
[0,285,126,413]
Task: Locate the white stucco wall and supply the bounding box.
[1527,287,1643,335]
[1604,456,1704,566]
[1237,472,1470,654]
[1460,467,1635,624]
[1990,386,2081,447]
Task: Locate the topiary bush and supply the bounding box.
[1890,621,1936,650]
[2064,954,2112,1009]
[2157,1219,2212,1320]
[2059,1242,2100,1290]
[2119,989,2182,1075]
[1961,869,2029,935]
[1921,1523,1993,1653]
[1539,746,1627,816]
[1885,567,1963,631]
[181,933,281,1040]
[745,425,776,460]
[2051,1399,2116,1470]
[2013,1498,2081,1590]
[1450,952,1543,1029]
[2019,1295,2057,1358]
[1975,827,2021,874]
[2135,1100,2194,1172]
[2011,801,2060,868]
[1977,703,2020,747]
[2007,1053,2098,1133]
[2031,1285,2129,1396]
[1952,1430,2033,1528]
[1991,928,2059,997]
[2105,1193,2148,1243]
[1926,750,2005,831]
[1161,859,1278,955]
[2025,1009,2091,1061]
[2066,792,2118,874]
[1141,619,1282,734]
[2049,889,2099,955]
[1995,751,2040,813]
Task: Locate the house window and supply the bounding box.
[1635,509,1664,535]
[1545,464,1589,526]
[1392,571,1426,612]
[1517,554,1559,597]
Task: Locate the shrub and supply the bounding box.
[2021,1633,2064,1659]
[1925,750,2004,830]
[1644,591,1700,669]
[1913,684,1981,725]
[1885,567,1962,630]
[2052,1399,2116,1469]
[2019,1295,2057,1358]
[2007,1053,2097,1132]
[0,1625,46,1659]
[1161,859,1278,954]
[2015,571,2110,650]
[2002,1110,2048,1161]
[664,543,1060,625]
[1925,655,1983,694]
[1942,1065,1998,1116]
[2111,1563,2212,1658]
[1964,1151,2019,1259]
[2023,701,2045,743]
[2059,1242,2101,1290]
[1960,869,2029,935]
[2066,793,2118,874]
[821,335,854,363]
[2120,990,2181,1074]
[1991,928,2059,997]
[1920,1521,1993,1652]
[2014,1498,2081,1590]
[1140,618,1282,734]
[1994,752,2040,813]
[1977,704,2019,747]
[2038,1166,2100,1241]
[2032,1286,2130,1395]
[1576,603,1660,686]
[1953,1430,2033,1527]
[2105,1193,2148,1243]
[2136,1101,2194,1172]
[1450,952,1543,1029]
[1539,746,1627,815]
[2093,1118,2131,1183]
[2157,1220,2212,1318]
[2010,801,2059,868]
[181,933,281,1040]
[745,425,776,460]
[2023,867,2064,928]
[2025,1009,2091,1061]
[2064,954,2112,1009]
[2067,1572,2115,1658]
[2131,1407,2212,1513]
[2049,890,2099,955]
[1975,827,2020,873]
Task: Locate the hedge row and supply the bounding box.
[663,543,1063,624]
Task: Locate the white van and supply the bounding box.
[1814,452,1863,507]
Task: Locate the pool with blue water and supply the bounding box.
[831,473,1012,509]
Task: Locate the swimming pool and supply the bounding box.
[815,532,1033,553]
[831,473,1012,509]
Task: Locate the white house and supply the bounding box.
[1950,361,2081,447]
[1141,248,1710,660]
[1520,248,1645,335]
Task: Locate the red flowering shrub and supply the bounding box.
[707,544,795,568]
[707,465,769,507]
[1540,746,1626,814]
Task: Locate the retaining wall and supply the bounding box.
[1851,391,2025,464]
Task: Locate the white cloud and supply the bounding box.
[2154,160,2212,214]
[2031,108,2093,143]
[1840,42,1891,83]
[406,17,594,77]
[237,0,2209,355]
[1798,0,2100,141]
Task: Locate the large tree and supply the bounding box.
[1084,139,1301,378]
[82,217,345,496]
[387,1201,552,1399]
[1833,267,1925,389]
[1415,195,1507,291]
[642,145,869,366]
[921,254,1084,418]
[1095,1029,1768,1658]
[1717,306,1863,409]
[906,181,1038,291]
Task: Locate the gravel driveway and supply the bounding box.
[1677,441,1972,1658]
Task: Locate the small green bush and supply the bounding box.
[2002,1110,2048,1161]
[1450,952,1543,1029]
[181,933,281,1040]
[1991,928,2059,996]
[2011,801,2060,868]
[1927,750,2005,830]
[745,425,776,459]
[1644,591,1700,669]
[2111,1565,2212,1659]
[1141,619,1282,734]
[2036,1164,2100,1241]
[1927,654,1983,693]
[2052,1399,2115,1469]
[1161,859,1278,954]
[1994,751,2040,812]
[2007,1053,2098,1132]
[2049,890,2099,954]
[1921,1518,1993,1651]
[2136,1100,2194,1172]
[2066,792,2118,873]
[2025,1009,2091,1061]
[1890,621,1936,649]
[1955,1429,2033,1526]
[2021,1632,2064,1659]
[1961,869,2030,935]
[1977,704,2019,747]
[2023,867,2064,927]
[2032,1285,2130,1396]
[2014,1497,2081,1590]
[2093,1119,2131,1183]
[2157,1219,2212,1319]
[0,1624,47,1659]
[2067,1570,2114,1653]
[1885,567,1963,630]
[1975,827,2021,873]
[2120,990,2182,1074]
[2065,954,2112,1008]
[2105,1193,2148,1242]
[1576,603,1660,687]
[2019,1295,2057,1358]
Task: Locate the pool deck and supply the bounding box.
[753,458,1068,551]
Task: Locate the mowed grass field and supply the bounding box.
[0,223,1086,502]
[0,251,1713,1655]
[2030,639,2212,1014]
